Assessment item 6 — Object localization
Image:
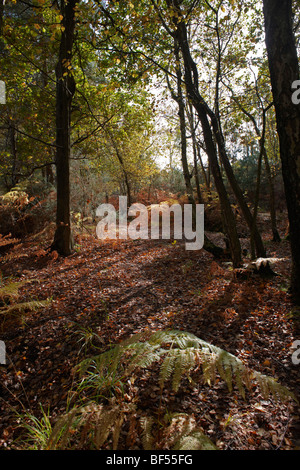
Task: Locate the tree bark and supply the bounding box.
[171,42,195,207]
[0,0,3,36]
[9,123,19,188]
[167,38,228,259]
[186,101,203,203]
[228,89,281,244]
[208,106,266,258]
[262,148,281,242]
[51,0,78,256]
[168,8,242,266]
[263,0,300,304]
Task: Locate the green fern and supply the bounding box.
[1,299,50,315]
[0,299,51,331]
[140,415,154,450]
[141,412,218,450]
[0,281,26,302]
[19,329,297,451]
[77,329,297,403]
[38,403,216,451]
[173,429,217,450]
[167,413,217,450]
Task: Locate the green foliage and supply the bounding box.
[140,412,218,450]
[17,329,297,450]
[0,280,24,301]
[0,279,51,331]
[18,329,297,450]
[17,404,53,450]
[78,329,297,402]
[46,401,133,450]
[21,401,217,450]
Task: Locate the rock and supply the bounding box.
[246,258,280,277]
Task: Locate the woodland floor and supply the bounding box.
[0,213,299,450]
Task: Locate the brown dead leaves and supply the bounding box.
[0,229,299,450]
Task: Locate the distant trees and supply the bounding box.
[2,0,299,296]
[0,0,158,254]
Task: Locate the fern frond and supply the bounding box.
[0,299,50,316]
[251,371,297,403]
[160,413,217,450]
[0,281,25,301]
[92,404,121,449]
[162,413,194,448]
[112,415,125,450]
[47,406,79,450]
[77,329,297,405]
[159,350,177,390]
[173,429,218,450]
[140,415,154,450]
[172,348,196,392]
[47,402,135,450]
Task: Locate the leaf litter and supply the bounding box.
[0,224,299,450]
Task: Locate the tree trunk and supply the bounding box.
[9,123,19,188]
[173,43,195,208]
[51,0,78,256]
[263,0,300,304]
[208,111,266,258]
[186,101,203,203]
[262,148,281,242]
[169,10,242,266]
[0,0,4,36]
[108,130,132,206]
[198,105,242,266]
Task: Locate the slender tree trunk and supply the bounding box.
[51,0,78,256]
[250,127,264,259]
[0,0,4,36]
[169,10,241,266]
[196,141,210,190]
[108,131,132,206]
[173,43,195,207]
[9,123,18,187]
[167,40,226,259]
[227,86,281,243]
[208,112,266,258]
[263,0,300,304]
[186,102,203,203]
[198,105,242,266]
[262,148,281,242]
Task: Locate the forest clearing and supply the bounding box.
[0,207,299,450]
[1,0,300,454]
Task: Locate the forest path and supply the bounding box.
[0,226,299,449]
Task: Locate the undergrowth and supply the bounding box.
[0,279,51,332]
[16,329,298,450]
